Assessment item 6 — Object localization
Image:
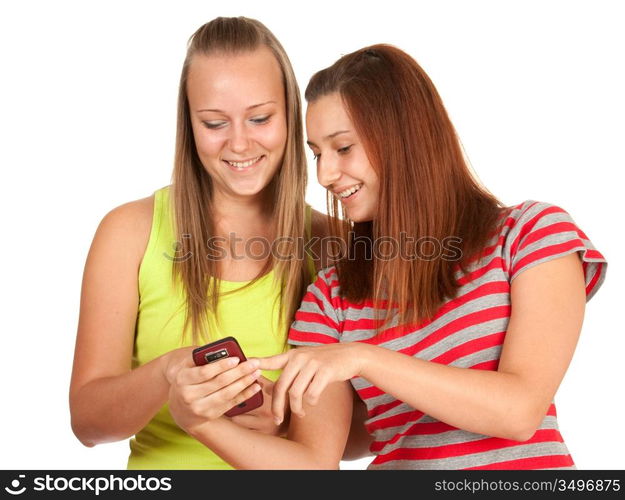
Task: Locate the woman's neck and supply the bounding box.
[211,189,274,236]
[212,187,272,214]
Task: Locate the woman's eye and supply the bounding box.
[312,153,320,161]
[250,115,270,124]
[338,145,353,154]
[202,121,227,129]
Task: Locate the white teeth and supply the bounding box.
[338,184,363,198]
[226,156,262,169]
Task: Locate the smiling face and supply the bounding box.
[186,47,287,203]
[306,93,380,222]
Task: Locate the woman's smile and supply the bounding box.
[222,154,266,172]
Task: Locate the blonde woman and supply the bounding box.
[69,17,337,469]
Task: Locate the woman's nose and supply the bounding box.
[228,122,251,154]
[317,156,341,189]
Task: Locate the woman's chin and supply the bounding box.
[223,179,273,199]
[345,207,375,223]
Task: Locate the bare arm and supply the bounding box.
[69,197,173,446]
[342,391,373,461]
[70,197,285,447]
[168,357,354,469]
[311,210,371,460]
[262,253,586,441]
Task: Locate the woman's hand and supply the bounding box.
[161,347,198,385]
[257,343,364,424]
[230,376,290,436]
[168,356,263,435]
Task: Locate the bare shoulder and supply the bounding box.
[100,195,154,235]
[87,195,154,276]
[94,195,155,262]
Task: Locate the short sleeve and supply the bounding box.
[505,201,607,301]
[288,267,342,346]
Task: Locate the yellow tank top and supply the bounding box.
[127,186,316,469]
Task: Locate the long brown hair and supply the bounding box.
[171,17,308,344]
[305,44,503,329]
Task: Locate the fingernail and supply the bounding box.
[228,357,240,366]
[252,369,261,379]
[253,383,262,392]
[274,417,282,425]
[249,358,260,368]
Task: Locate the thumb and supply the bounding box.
[256,352,290,371]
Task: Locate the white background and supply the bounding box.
[1,0,623,470]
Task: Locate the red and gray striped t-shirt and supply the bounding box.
[288,201,607,470]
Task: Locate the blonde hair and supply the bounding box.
[171,17,308,344]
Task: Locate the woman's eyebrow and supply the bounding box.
[307,130,351,147]
[197,100,277,113]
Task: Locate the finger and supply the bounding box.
[166,356,196,383]
[256,352,290,371]
[287,365,318,418]
[179,356,241,385]
[182,357,259,388]
[229,382,262,410]
[192,376,262,419]
[271,360,303,424]
[206,359,261,391]
[186,362,261,403]
[180,355,197,369]
[304,370,331,407]
[217,368,263,403]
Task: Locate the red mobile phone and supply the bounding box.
[192,336,263,417]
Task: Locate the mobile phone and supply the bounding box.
[192,336,263,417]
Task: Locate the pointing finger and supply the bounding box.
[256,352,290,371]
